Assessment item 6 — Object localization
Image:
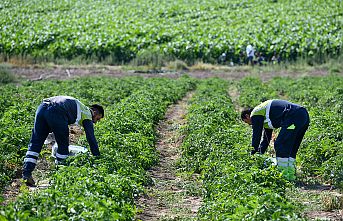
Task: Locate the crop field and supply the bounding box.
[0,0,342,220]
[0,73,342,220]
[0,0,342,63]
[180,76,343,220]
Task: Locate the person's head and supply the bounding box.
[241,108,253,125]
[90,104,104,124]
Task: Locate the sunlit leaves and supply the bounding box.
[0,0,341,62]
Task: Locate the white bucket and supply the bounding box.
[51,143,88,158]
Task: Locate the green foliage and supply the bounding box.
[0,75,196,220]
[179,78,302,219]
[0,76,145,191]
[237,77,278,108]
[268,75,343,187]
[0,0,341,63]
[237,75,343,189]
[0,73,341,220]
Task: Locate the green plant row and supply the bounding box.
[268,76,343,189]
[236,75,343,189]
[0,76,196,220]
[179,78,301,220]
[0,0,342,63]
[0,76,151,192]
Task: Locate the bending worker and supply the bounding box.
[22,96,104,187]
[241,99,309,181]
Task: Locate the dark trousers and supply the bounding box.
[23,102,70,178]
[274,108,310,158]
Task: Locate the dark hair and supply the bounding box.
[241,108,253,120]
[91,104,104,117]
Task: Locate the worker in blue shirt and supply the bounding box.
[22,96,104,187]
[241,99,310,181]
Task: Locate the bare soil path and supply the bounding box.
[291,183,343,221]
[8,64,337,81]
[135,92,202,221]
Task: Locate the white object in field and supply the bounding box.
[264,157,277,166]
[44,132,55,145]
[51,143,88,158]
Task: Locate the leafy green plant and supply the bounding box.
[0,75,196,220]
[0,0,341,63]
[237,75,343,189]
[179,78,302,220]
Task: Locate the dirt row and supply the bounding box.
[136,92,202,220]
[9,65,333,82]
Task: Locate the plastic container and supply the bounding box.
[51,143,88,158]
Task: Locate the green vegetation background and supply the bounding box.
[0,0,342,64]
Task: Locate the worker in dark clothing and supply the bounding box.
[241,99,310,181]
[22,96,104,187]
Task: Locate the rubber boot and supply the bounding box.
[23,176,36,187]
[287,157,296,181]
[22,162,37,187]
[276,157,289,180]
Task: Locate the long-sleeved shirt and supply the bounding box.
[251,99,302,153]
[43,96,100,156]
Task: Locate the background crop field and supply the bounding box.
[0,0,342,63]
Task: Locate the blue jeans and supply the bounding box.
[23,102,70,178]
